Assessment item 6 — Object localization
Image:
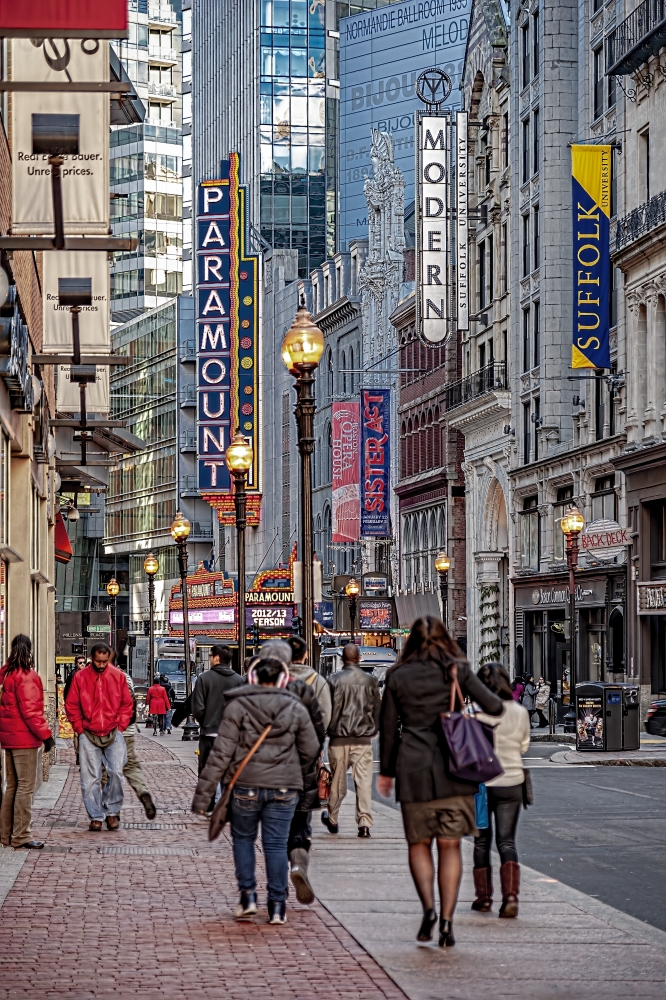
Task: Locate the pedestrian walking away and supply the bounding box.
[64,642,133,832]
[0,634,54,850]
[119,665,157,820]
[534,675,551,728]
[323,642,381,839]
[472,662,531,918]
[145,679,171,735]
[378,616,503,948]
[192,656,319,925]
[192,644,242,808]
[159,673,176,733]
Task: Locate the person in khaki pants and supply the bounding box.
[322,644,381,838]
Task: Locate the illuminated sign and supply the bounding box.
[245,605,295,630]
[361,389,390,537]
[359,600,392,631]
[169,609,235,625]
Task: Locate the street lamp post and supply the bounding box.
[106,577,120,650]
[225,430,254,671]
[170,510,198,741]
[281,300,325,666]
[560,506,585,733]
[345,577,360,645]
[434,551,451,628]
[143,552,159,687]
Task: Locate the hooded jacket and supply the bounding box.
[288,661,332,730]
[192,685,319,811]
[65,663,133,737]
[0,665,52,749]
[191,662,243,735]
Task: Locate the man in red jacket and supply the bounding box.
[145,680,171,735]
[65,642,133,832]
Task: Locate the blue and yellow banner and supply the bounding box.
[571,144,611,369]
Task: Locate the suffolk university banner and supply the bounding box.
[361,389,390,537]
[571,144,611,370]
[196,155,261,525]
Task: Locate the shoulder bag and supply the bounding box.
[208,724,272,842]
[440,665,504,784]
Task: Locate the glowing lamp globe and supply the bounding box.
[170,510,191,542]
[560,507,585,536]
[281,304,325,372]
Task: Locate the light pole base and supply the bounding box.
[181,716,200,741]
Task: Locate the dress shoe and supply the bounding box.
[140,791,157,820]
[320,810,339,834]
[357,826,371,838]
[417,908,437,941]
[14,840,44,849]
[105,814,120,831]
[88,820,103,832]
[289,848,315,905]
[438,917,455,947]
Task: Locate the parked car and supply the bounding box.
[645,699,666,737]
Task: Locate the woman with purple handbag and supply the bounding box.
[378,616,503,948]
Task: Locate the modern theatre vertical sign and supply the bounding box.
[196,155,261,523]
[417,115,450,345]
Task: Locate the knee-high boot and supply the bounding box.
[471,867,493,911]
[499,861,519,918]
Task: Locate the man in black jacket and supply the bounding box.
[192,645,242,780]
[323,643,381,838]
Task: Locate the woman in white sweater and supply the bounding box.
[472,662,530,918]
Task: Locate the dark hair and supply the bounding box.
[210,644,232,664]
[477,662,513,701]
[288,635,307,661]
[254,657,286,686]
[90,642,112,659]
[6,634,34,674]
[399,616,466,676]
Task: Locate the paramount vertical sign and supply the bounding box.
[417,115,450,345]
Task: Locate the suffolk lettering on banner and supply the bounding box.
[196,154,261,524]
[571,144,611,369]
[361,389,391,537]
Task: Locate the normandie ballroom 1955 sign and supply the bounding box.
[196,155,261,525]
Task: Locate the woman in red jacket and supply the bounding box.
[0,634,54,849]
[145,681,171,735]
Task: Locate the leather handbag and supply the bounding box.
[208,724,272,842]
[440,666,504,784]
[317,760,332,802]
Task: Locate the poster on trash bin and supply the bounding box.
[576,696,603,750]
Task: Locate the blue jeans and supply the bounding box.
[78,731,127,821]
[230,786,299,903]
[164,709,174,731]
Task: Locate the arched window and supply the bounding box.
[342,351,347,395]
[314,513,322,563]
[401,420,407,479]
[434,406,441,466]
[407,417,414,477]
[324,421,332,483]
[426,409,433,469]
[327,348,333,401]
[349,346,354,393]
[413,414,420,473]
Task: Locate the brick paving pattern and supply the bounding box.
[0,736,407,1000]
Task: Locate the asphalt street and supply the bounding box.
[368,738,666,933]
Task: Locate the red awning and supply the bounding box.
[55,510,73,564]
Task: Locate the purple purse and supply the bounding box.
[440,667,504,784]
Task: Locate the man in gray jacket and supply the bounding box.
[323,643,381,838]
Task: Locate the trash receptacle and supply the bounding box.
[575,682,624,751]
[621,684,640,750]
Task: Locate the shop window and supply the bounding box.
[591,475,616,521]
[553,485,574,561]
[521,495,540,569]
[649,499,666,567]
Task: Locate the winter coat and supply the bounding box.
[328,665,381,742]
[380,658,503,804]
[535,679,551,711]
[65,663,134,737]
[191,663,242,735]
[288,661,332,730]
[512,682,524,703]
[287,678,326,811]
[0,665,52,749]
[522,682,538,712]
[159,677,176,707]
[192,685,320,811]
[475,699,531,787]
[145,684,172,715]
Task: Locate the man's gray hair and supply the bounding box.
[258,639,292,666]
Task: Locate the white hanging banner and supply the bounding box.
[11,38,110,235]
[57,365,109,413]
[417,114,449,345]
[456,111,469,332]
[43,252,110,353]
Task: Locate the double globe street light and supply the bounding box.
[143,552,159,686]
[225,430,254,670]
[560,506,585,733]
[281,300,325,665]
[170,510,198,741]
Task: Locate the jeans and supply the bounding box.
[122,734,149,799]
[78,731,127,822]
[230,786,298,903]
[0,747,39,847]
[164,709,174,731]
[473,783,523,867]
[288,809,313,854]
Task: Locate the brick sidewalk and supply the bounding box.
[0,736,406,1000]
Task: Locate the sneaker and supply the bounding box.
[140,791,157,821]
[268,900,287,925]
[234,891,258,921]
[321,810,339,834]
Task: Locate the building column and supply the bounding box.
[645,286,660,438]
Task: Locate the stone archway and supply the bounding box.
[475,479,509,665]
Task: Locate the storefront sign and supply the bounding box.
[359,600,392,631]
[169,608,235,626]
[514,579,607,608]
[636,582,666,615]
[245,605,294,630]
[581,519,629,553]
[0,1,127,35]
[314,601,334,628]
[43,252,110,353]
[246,590,295,604]
[361,389,390,537]
[456,111,468,332]
[363,575,388,592]
[571,144,611,370]
[196,155,261,524]
[332,401,360,543]
[417,114,449,345]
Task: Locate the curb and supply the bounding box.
[550,750,666,766]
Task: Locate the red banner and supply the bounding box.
[0,1,127,34]
[332,402,360,544]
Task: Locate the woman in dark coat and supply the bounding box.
[378,616,502,947]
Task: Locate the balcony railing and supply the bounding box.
[179,432,195,451]
[445,361,508,412]
[180,385,196,406]
[179,339,196,361]
[148,44,177,63]
[149,4,177,24]
[148,81,177,100]
[615,188,666,253]
[606,0,666,74]
[180,475,198,495]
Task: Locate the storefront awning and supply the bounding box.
[394,593,441,628]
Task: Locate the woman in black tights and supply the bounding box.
[378,617,502,947]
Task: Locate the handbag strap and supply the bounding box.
[449,664,465,713]
[227,724,272,791]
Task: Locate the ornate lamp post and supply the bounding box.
[281,300,325,665]
[106,577,120,650]
[345,577,360,645]
[143,552,159,686]
[434,551,451,627]
[560,506,585,733]
[171,510,198,741]
[225,430,254,670]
